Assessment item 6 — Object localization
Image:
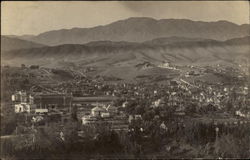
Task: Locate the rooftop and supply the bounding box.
[73,96,118,102]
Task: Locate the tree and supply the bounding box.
[185,103,197,115]
[134,105,145,115]
[213,134,241,158]
[125,101,138,114]
[143,109,155,121]
[1,112,17,135]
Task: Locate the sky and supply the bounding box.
[1,1,249,36]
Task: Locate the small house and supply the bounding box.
[91,106,107,117]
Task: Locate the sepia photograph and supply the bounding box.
[1,1,250,159]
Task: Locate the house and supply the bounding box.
[153,99,161,108]
[135,114,142,120]
[174,106,186,116]
[106,105,117,116]
[74,96,118,119]
[235,110,250,118]
[158,61,170,68]
[128,114,142,123]
[12,91,34,113]
[152,98,166,108]
[101,112,110,118]
[82,116,98,125]
[15,103,31,113]
[91,106,107,117]
[35,108,49,115]
[32,116,44,123]
[12,91,30,103]
[160,122,168,131]
[122,101,129,108]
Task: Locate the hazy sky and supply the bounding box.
[1,1,249,36]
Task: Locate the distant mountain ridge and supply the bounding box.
[1,36,46,51]
[8,17,249,46]
[143,36,213,45]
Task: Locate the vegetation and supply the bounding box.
[2,117,250,159]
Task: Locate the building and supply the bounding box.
[34,93,72,111]
[15,103,31,113]
[81,103,128,131]
[122,101,129,108]
[73,96,118,119]
[106,105,118,116]
[91,105,107,117]
[12,91,34,113]
[12,91,34,104]
[35,108,49,114]
[128,114,142,123]
[82,116,98,125]
[235,110,250,118]
[152,98,166,108]
[72,96,118,105]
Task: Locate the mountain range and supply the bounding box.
[6,17,249,46]
[2,36,249,68]
[2,17,249,81]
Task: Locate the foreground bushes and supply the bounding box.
[1,120,250,159]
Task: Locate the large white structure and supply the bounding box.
[35,108,49,114]
[15,103,31,113]
[12,91,34,113]
[82,104,120,125]
[91,106,107,117]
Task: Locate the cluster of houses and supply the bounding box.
[11,63,249,132]
[158,61,179,71]
[12,73,249,116]
[235,110,250,118]
[12,91,71,114]
[11,90,129,131]
[81,104,129,131]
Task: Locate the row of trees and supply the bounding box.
[1,117,250,159]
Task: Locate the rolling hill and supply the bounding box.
[143,36,212,45]
[2,36,249,68]
[11,17,250,46]
[1,36,46,51]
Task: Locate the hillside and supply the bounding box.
[2,36,249,68]
[143,36,211,45]
[13,17,250,46]
[1,36,46,51]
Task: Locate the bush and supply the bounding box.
[214,134,241,158]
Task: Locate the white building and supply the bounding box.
[91,106,107,117]
[82,116,97,125]
[122,101,129,108]
[15,103,31,113]
[153,99,161,108]
[12,91,34,113]
[101,112,110,118]
[35,108,48,114]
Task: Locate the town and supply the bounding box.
[1,62,250,158]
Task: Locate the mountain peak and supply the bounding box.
[125,17,157,21]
